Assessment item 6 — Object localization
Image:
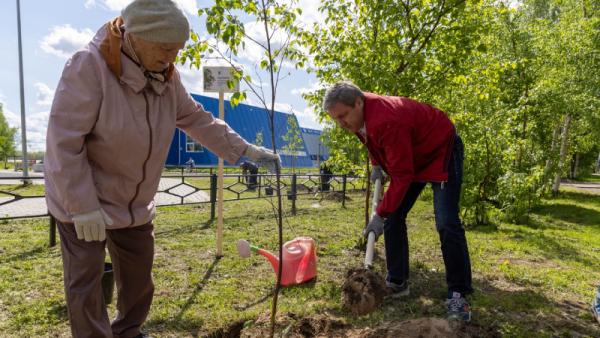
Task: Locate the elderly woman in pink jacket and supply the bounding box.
[44,1,278,337]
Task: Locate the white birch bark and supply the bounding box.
[552,114,572,194]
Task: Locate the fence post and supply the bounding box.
[49,215,56,247]
[258,174,262,198]
[210,173,217,221]
[291,173,297,215]
[342,174,347,207]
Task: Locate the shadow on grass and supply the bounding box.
[531,202,600,228]
[378,264,597,337]
[144,257,221,334]
[46,299,68,322]
[153,219,213,237]
[0,245,48,265]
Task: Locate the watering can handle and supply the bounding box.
[295,243,314,283]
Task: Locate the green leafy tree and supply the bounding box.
[303,0,486,172]
[282,115,303,173]
[254,130,264,147]
[0,104,17,169]
[305,0,599,224]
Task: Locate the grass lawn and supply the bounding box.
[0,188,599,337]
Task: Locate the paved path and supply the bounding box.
[0,169,44,185]
[0,177,209,219]
[561,180,600,195]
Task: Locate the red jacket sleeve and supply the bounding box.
[375,123,415,217]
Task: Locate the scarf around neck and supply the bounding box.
[99,17,175,94]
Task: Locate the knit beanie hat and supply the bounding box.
[122,0,190,43]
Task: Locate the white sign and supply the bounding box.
[203,66,240,93]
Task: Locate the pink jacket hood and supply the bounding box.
[45,19,249,228]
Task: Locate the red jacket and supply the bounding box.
[357,93,455,217]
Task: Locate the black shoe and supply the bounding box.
[385,280,410,298]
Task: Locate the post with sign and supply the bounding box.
[203,66,239,257]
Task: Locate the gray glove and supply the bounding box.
[244,144,281,174]
[370,165,384,183]
[363,214,385,241]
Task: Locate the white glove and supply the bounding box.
[72,209,113,242]
[244,144,281,174]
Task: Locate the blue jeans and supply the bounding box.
[383,134,473,296]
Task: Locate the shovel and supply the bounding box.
[364,177,382,269]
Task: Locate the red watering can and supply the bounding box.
[237,236,317,286]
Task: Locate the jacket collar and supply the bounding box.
[98,17,174,95]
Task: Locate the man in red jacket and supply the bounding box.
[324,81,473,322]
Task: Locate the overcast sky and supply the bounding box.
[0,0,324,152]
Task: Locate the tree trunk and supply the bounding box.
[552,114,572,194]
[572,153,579,179]
[544,122,562,177]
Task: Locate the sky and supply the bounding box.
[0,0,324,152]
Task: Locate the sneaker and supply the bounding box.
[385,280,410,298]
[592,293,600,325]
[446,291,471,322]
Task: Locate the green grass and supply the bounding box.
[0,184,46,197]
[579,173,600,183]
[0,189,599,337]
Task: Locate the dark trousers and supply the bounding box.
[383,135,473,296]
[57,221,155,338]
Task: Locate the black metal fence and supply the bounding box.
[0,170,366,247]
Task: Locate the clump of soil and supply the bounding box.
[205,319,245,338]
[321,191,352,202]
[341,268,389,315]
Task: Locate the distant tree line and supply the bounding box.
[0,103,17,169]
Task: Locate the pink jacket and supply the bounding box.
[45,19,249,229]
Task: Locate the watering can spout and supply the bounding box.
[258,249,280,272]
[237,239,280,271]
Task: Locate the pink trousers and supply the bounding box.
[57,220,154,338]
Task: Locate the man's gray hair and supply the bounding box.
[323,81,364,111]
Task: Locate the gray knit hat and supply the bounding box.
[122,0,190,43]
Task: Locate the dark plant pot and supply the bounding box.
[102,262,114,305]
[287,190,296,201]
[265,186,274,196]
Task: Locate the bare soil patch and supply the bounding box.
[205,312,500,337]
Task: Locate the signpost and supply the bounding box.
[203,66,239,257]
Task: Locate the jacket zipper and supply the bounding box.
[128,91,153,226]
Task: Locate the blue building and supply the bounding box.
[166,94,315,168]
[300,127,329,167]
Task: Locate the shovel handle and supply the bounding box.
[371,178,382,217]
[364,231,376,268]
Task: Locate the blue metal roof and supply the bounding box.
[300,127,329,166]
[166,94,313,168]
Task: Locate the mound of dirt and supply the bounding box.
[341,268,389,315]
[207,312,497,338]
[238,312,349,338]
[321,191,352,202]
